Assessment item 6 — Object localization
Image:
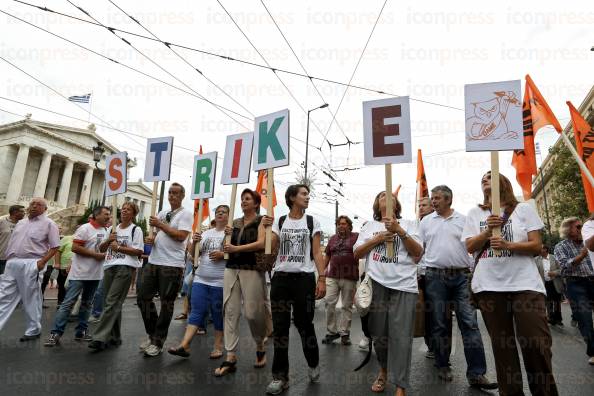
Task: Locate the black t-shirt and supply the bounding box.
[226,216,262,270]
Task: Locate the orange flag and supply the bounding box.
[415,149,429,218]
[255,170,277,213]
[511,75,562,200]
[193,145,210,230]
[393,185,401,197]
[567,101,594,212]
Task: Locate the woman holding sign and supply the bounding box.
[168,205,228,359]
[265,184,326,395]
[353,191,422,396]
[216,189,273,377]
[461,172,558,396]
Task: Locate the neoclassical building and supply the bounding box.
[0,115,156,229]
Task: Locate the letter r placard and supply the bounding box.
[253,109,290,171]
[191,152,218,200]
[363,97,412,165]
[144,136,174,182]
[105,152,127,197]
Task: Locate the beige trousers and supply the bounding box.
[223,268,272,352]
[325,277,356,336]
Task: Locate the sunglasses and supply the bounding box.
[165,212,173,223]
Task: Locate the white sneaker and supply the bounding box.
[358,337,370,350]
[308,366,320,383]
[139,337,151,352]
[144,344,163,357]
[265,379,289,394]
[589,356,594,365]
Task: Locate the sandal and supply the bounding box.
[371,376,386,393]
[196,328,206,335]
[167,346,190,358]
[254,351,266,368]
[214,360,237,377]
[209,350,223,359]
[174,313,188,320]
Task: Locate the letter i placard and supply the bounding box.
[105,152,128,228]
[144,136,174,237]
[221,132,254,259]
[363,97,412,257]
[253,109,290,254]
[191,151,218,264]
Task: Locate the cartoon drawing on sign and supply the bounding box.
[466,91,521,141]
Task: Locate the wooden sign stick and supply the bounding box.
[265,168,274,254]
[224,184,238,260]
[385,164,395,258]
[148,181,158,239]
[194,198,204,265]
[490,152,502,255]
[111,195,118,228]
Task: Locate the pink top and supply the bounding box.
[5,214,60,260]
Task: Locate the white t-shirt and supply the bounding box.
[272,214,321,273]
[542,258,551,282]
[194,228,226,288]
[103,224,144,269]
[461,202,546,294]
[353,219,420,293]
[581,220,594,264]
[149,208,193,268]
[69,222,108,281]
[418,210,473,269]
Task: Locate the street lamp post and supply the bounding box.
[304,103,329,182]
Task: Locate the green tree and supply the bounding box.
[548,143,590,223]
[78,200,100,225]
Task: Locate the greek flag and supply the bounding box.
[68,93,91,103]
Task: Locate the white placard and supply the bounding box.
[465,80,523,152]
[144,136,174,182]
[253,109,290,171]
[363,97,412,165]
[191,151,217,199]
[221,132,254,185]
[105,152,127,197]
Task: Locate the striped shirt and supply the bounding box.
[553,239,594,278]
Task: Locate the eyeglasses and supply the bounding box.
[165,212,173,223]
[576,224,583,229]
[215,211,228,215]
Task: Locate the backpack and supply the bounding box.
[278,214,315,260]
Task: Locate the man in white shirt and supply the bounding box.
[45,206,109,345]
[138,182,193,357]
[418,185,496,389]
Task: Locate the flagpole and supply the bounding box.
[87,92,93,123]
[560,132,594,187]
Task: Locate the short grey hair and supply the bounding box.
[559,217,580,239]
[431,185,453,202]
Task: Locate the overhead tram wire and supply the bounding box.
[259,0,355,146]
[64,0,251,132]
[105,0,255,119]
[0,8,253,128]
[10,1,465,113]
[318,0,389,152]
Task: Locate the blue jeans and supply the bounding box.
[425,268,487,377]
[91,279,103,317]
[51,279,100,335]
[189,282,223,331]
[565,277,594,356]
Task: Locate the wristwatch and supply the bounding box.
[398,232,410,241]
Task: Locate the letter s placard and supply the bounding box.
[363,97,412,165]
[144,136,174,182]
[105,152,127,197]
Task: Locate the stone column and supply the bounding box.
[57,159,74,208]
[78,165,94,205]
[5,143,30,203]
[33,151,53,198]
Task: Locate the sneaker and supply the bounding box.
[144,344,163,357]
[74,330,92,342]
[341,335,352,346]
[44,333,61,347]
[139,337,151,352]
[88,316,100,324]
[265,378,289,394]
[468,374,498,390]
[321,333,340,344]
[438,367,453,382]
[425,350,435,359]
[589,357,594,365]
[358,337,370,350]
[308,366,320,383]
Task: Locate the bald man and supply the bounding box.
[0,198,60,341]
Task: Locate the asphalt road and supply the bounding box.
[0,298,592,395]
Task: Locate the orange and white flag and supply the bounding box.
[567,101,594,212]
[255,170,277,214]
